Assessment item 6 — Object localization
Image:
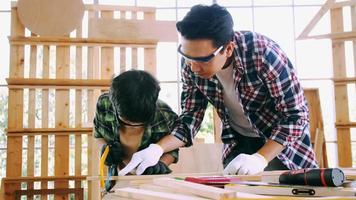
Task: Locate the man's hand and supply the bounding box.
[118,144,163,176]
[223,153,268,175]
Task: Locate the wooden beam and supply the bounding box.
[89,18,178,42]
[2,176,87,183]
[331,0,356,9]
[9,36,158,47]
[335,122,356,128]
[7,127,92,133]
[297,0,336,40]
[115,187,206,200]
[334,77,356,85]
[85,4,155,13]
[7,78,111,87]
[152,177,236,200]
[298,31,356,41]
[331,7,352,167]
[15,188,83,199]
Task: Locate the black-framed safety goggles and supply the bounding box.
[117,116,145,127]
[177,44,224,63]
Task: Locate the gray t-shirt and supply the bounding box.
[216,64,259,137]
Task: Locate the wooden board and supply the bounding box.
[304,89,327,168]
[5,6,25,200]
[330,7,352,167]
[89,18,178,42]
[115,187,208,200]
[152,177,236,200]
[170,143,223,173]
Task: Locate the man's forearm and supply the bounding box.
[157,134,185,153]
[257,139,284,162]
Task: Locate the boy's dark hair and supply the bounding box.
[109,70,160,124]
[176,4,234,48]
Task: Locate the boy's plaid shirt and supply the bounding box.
[94,93,179,163]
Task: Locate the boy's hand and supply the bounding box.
[118,144,163,176]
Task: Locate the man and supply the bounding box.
[94,70,178,191]
[119,4,318,176]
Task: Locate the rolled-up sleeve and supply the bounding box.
[171,61,208,147]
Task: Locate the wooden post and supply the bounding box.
[330,6,352,167]
[75,25,83,200]
[6,5,25,200]
[41,45,50,200]
[144,11,157,76]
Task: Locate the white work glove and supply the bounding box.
[118,144,163,176]
[223,153,268,175]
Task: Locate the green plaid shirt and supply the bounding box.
[93,93,179,163]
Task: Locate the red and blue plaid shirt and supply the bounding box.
[172,31,318,170]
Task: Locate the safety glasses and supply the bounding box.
[177,44,224,63]
[118,116,145,127]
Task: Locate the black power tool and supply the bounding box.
[279,168,345,187]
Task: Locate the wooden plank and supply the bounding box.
[41,45,50,200]
[139,184,219,199]
[120,47,127,73]
[75,25,83,200]
[6,6,25,200]
[334,77,356,84]
[336,122,356,128]
[143,12,157,76]
[27,34,37,200]
[7,78,112,86]
[170,143,223,174]
[8,85,108,90]
[213,109,222,143]
[304,89,327,168]
[89,18,177,42]
[3,176,87,183]
[9,36,158,47]
[115,187,208,200]
[144,48,156,76]
[331,0,356,9]
[85,4,155,13]
[101,11,114,79]
[152,177,236,200]
[15,188,83,199]
[298,31,356,41]
[131,11,138,69]
[54,46,70,200]
[351,5,356,122]
[297,0,335,40]
[88,10,100,200]
[331,7,352,167]
[7,127,92,134]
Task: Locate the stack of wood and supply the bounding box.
[97,170,356,200]
[105,176,267,200]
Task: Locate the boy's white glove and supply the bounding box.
[223,153,268,175]
[118,144,163,176]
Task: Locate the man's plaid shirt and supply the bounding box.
[172,31,318,170]
[94,93,179,163]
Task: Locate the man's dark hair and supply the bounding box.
[109,70,160,124]
[176,4,234,47]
